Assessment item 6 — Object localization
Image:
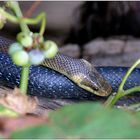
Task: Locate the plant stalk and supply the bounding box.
[105,59,140,107]
[8,1,30,94]
[8,1,30,33]
[19,66,30,94]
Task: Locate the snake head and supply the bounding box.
[88,69,112,96]
[74,59,112,97]
[72,73,112,97]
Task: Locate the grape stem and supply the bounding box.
[105,59,140,107]
[23,12,46,35]
[19,66,30,94]
[8,1,30,34]
[7,2,30,95]
[0,7,46,35]
[0,8,18,23]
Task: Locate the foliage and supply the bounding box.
[10,103,140,138]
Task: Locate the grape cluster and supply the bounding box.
[8,32,58,66]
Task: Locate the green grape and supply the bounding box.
[43,40,58,59]
[8,42,22,55]
[17,32,33,47]
[12,50,29,66]
[29,49,45,65]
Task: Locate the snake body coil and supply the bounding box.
[0,36,140,105]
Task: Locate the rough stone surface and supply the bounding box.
[82,37,140,67]
[125,40,140,53]
[60,44,80,58]
[59,37,140,68]
[83,39,125,56]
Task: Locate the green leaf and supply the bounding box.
[10,102,140,139]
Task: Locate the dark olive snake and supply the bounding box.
[0,36,140,106]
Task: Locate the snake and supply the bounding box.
[0,36,140,106]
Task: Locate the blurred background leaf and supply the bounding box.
[10,102,140,138]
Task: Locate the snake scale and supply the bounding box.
[0,36,140,106]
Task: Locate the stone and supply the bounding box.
[59,44,80,58]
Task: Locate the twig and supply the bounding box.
[24,1,41,18]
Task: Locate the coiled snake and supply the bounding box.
[0,36,140,106]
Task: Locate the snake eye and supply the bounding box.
[90,81,99,91]
[93,86,99,91]
[80,79,99,92]
[90,84,99,92]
